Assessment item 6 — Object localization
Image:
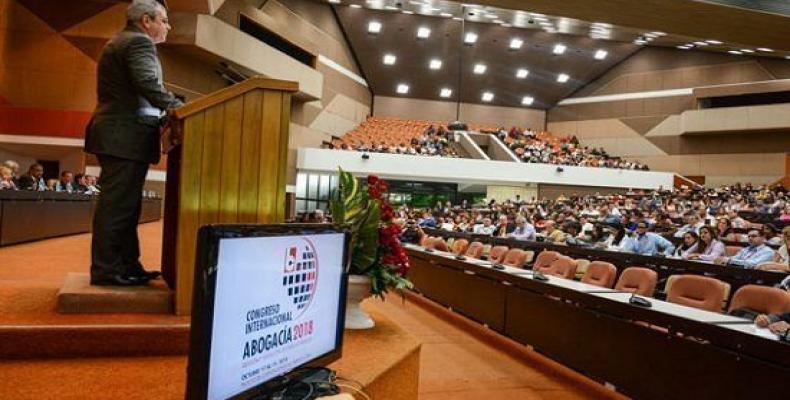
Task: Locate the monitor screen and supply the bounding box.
[187,224,349,400]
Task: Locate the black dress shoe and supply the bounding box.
[91,274,150,286]
[128,270,161,280]
[127,263,162,280]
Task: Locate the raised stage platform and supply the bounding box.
[0,222,622,400]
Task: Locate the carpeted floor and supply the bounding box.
[0,222,623,399]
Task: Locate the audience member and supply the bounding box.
[621,222,675,256]
[687,226,726,261]
[17,163,47,191]
[715,230,775,268]
[673,231,700,259]
[55,170,75,193]
[0,165,17,190]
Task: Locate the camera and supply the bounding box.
[361,153,370,160]
[556,167,564,172]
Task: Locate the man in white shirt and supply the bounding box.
[509,216,536,241]
[473,218,495,235]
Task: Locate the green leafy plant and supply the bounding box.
[331,169,412,298]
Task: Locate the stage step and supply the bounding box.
[0,323,190,359]
[57,272,173,314]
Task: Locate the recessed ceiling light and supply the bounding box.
[417,26,431,38]
[516,68,529,78]
[396,84,409,94]
[440,88,453,98]
[634,39,647,45]
[693,41,708,46]
[473,63,487,74]
[383,54,396,65]
[402,10,414,14]
[522,96,534,106]
[786,56,790,59]
[651,31,666,36]
[740,49,754,53]
[677,45,691,50]
[757,48,774,52]
[368,21,382,33]
[557,73,569,83]
[594,49,608,60]
[350,4,362,8]
[553,44,566,54]
[529,12,545,17]
[429,59,442,69]
[705,39,722,45]
[509,38,523,50]
[384,5,398,10]
[481,92,494,102]
[644,32,658,38]
[440,12,453,17]
[328,0,341,4]
[728,50,743,55]
[533,16,549,22]
[464,32,478,44]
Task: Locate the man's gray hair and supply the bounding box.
[127,0,164,23]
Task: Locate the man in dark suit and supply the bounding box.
[17,163,47,191]
[85,0,182,286]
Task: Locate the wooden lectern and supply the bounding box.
[161,77,298,315]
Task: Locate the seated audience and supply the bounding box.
[473,218,495,235]
[2,160,19,186]
[763,223,782,246]
[54,170,75,193]
[715,230,775,268]
[772,226,790,265]
[543,220,567,243]
[509,216,536,241]
[673,231,700,259]
[493,215,514,237]
[17,163,47,191]
[0,165,17,190]
[687,226,726,261]
[621,222,675,256]
[673,213,703,238]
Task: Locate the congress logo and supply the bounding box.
[281,238,319,319]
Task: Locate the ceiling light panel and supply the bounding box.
[368,21,382,33]
[396,83,409,94]
[417,26,431,38]
[473,63,487,74]
[522,96,534,106]
[557,73,569,83]
[382,54,396,65]
[429,59,442,69]
[440,88,452,98]
[553,44,566,54]
[464,32,478,44]
[509,38,523,50]
[594,49,608,60]
[482,92,494,102]
[516,68,529,79]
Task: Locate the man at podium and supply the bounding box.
[85,0,183,286]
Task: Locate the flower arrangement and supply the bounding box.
[330,169,412,298]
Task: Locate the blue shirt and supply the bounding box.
[729,244,775,269]
[621,232,675,256]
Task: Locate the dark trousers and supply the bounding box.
[91,154,149,279]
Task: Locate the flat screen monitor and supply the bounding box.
[186,224,350,400]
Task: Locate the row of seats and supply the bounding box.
[419,235,790,316]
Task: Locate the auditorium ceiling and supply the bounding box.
[329,0,790,109]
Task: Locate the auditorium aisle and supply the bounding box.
[0,222,622,399]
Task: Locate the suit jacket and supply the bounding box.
[17,175,46,191]
[85,24,183,164]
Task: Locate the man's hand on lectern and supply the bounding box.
[160,110,182,154]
